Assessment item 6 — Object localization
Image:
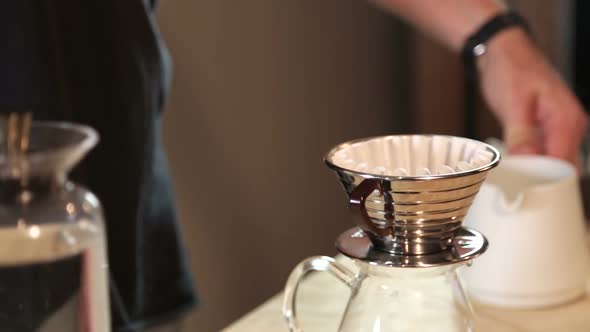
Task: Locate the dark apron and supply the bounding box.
[1,1,197,330]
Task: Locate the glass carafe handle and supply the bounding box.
[282,256,356,332]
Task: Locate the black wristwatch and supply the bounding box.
[461,10,531,80]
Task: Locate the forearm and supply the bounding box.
[371,0,507,51]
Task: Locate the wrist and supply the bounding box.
[461,10,532,80]
[452,3,505,51]
[476,28,534,74]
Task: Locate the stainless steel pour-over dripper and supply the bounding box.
[324,135,500,265]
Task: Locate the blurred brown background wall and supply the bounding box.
[156,0,571,330]
[157,1,407,330]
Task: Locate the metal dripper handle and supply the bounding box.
[349,178,390,238]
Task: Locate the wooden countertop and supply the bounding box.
[223,254,590,332]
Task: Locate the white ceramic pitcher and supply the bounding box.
[463,155,590,308]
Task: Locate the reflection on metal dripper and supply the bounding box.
[0,112,32,178]
[324,135,500,258]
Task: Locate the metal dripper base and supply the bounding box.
[336,227,488,268]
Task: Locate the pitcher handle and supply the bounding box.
[349,178,390,237]
[282,256,357,332]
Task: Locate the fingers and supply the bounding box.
[538,88,587,166]
[502,94,543,156]
[502,84,587,170]
[504,123,542,155]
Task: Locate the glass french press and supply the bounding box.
[0,115,110,331]
[282,135,500,332]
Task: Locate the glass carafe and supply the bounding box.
[0,121,110,331]
[283,256,474,332]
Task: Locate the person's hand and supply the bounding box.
[477,28,588,167]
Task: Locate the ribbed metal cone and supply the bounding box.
[325,135,500,255]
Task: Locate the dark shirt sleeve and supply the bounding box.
[37,1,196,329]
[0,1,47,116]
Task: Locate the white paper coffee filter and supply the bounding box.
[330,135,495,177]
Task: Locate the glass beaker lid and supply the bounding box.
[0,120,98,179]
